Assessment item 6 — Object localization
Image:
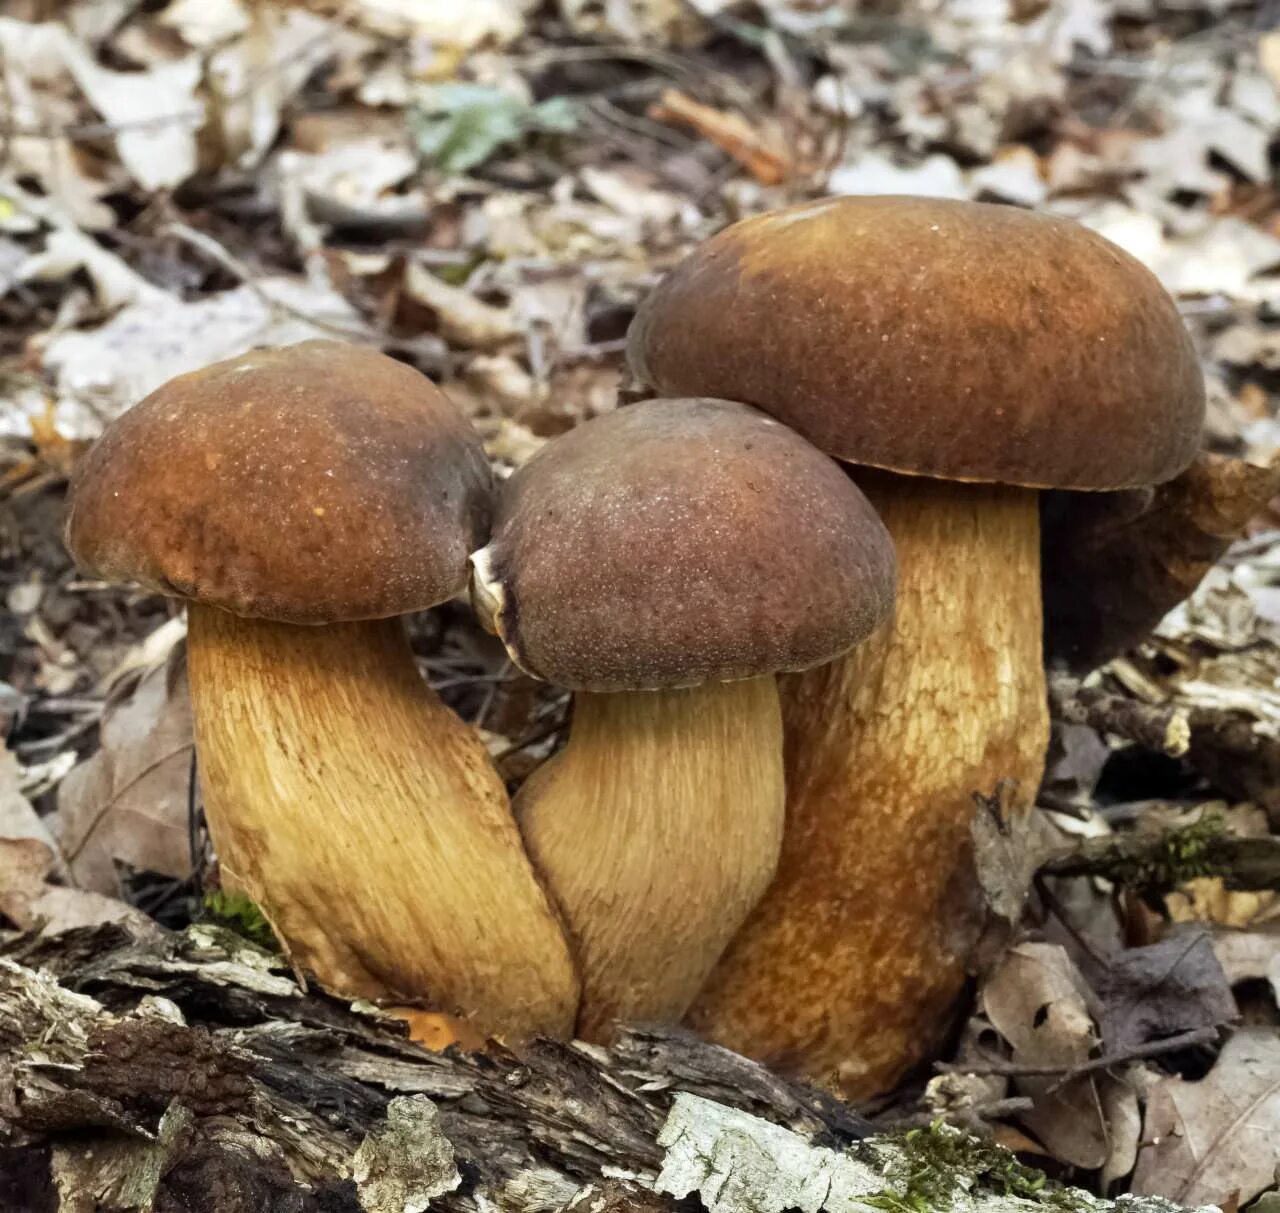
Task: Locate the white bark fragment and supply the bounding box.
[654,1093,1215,1213]
[353,1095,460,1213]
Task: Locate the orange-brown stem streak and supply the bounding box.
[186,605,579,1040]
[686,472,1049,1096]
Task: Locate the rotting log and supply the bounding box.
[0,924,1212,1213]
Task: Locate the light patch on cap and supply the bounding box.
[761,200,839,230]
[468,545,540,680]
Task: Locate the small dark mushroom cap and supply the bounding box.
[66,340,492,624]
[628,196,1205,490]
[470,398,896,692]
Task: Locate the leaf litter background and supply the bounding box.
[0,0,1279,1207]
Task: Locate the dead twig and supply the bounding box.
[1040,825,1280,894]
[935,1025,1220,1082]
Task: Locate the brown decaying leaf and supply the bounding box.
[1094,928,1237,1055]
[56,640,193,895]
[968,789,1060,972]
[1132,1027,1280,1208]
[0,743,154,935]
[980,942,1118,1168]
[1043,453,1280,673]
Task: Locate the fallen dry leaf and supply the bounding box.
[1100,1070,1145,1191]
[403,260,521,350]
[1043,453,1280,672]
[981,941,1116,1168]
[60,38,204,191]
[41,277,362,436]
[1,741,153,935]
[56,641,193,896]
[969,790,1059,970]
[347,0,526,47]
[1133,1027,1280,1208]
[1211,925,1280,1002]
[1095,928,1237,1054]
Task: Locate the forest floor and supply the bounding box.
[0,2,1279,1211]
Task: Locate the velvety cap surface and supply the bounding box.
[66,340,492,623]
[628,196,1205,490]
[471,398,896,691]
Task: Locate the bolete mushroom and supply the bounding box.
[627,196,1206,1095]
[470,397,895,1039]
[65,340,578,1039]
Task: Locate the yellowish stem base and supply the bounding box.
[187,605,579,1040]
[686,473,1049,1097]
[518,677,786,1041]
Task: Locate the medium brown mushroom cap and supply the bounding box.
[472,398,896,692]
[66,340,492,624]
[628,196,1205,490]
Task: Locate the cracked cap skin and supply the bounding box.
[65,340,493,624]
[628,195,1205,490]
[471,397,897,692]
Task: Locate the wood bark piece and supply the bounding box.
[187,606,579,1040]
[1043,454,1280,673]
[0,926,1213,1213]
[688,474,1050,1099]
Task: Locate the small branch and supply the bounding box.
[1040,822,1280,893]
[1049,671,1190,756]
[935,1026,1220,1081]
[1049,669,1280,815]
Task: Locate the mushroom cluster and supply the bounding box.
[627,195,1207,1096]
[64,342,896,1047]
[63,196,1207,1094]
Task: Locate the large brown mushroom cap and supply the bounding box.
[628,196,1205,490]
[473,397,896,692]
[66,340,492,624]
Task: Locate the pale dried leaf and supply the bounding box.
[1211,926,1280,1003]
[159,0,251,47]
[2,741,155,936]
[829,152,968,199]
[42,278,361,435]
[19,227,165,312]
[349,0,527,47]
[970,798,1058,969]
[982,942,1110,1168]
[1133,1028,1280,1208]
[60,39,204,190]
[404,260,521,350]
[56,647,194,896]
[982,942,1098,1060]
[1100,1073,1143,1191]
[208,8,336,171]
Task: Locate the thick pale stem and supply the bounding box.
[517,677,786,1041]
[687,473,1049,1097]
[186,604,579,1040]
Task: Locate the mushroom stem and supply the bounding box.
[687,470,1049,1096]
[516,676,786,1041]
[186,604,579,1040]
